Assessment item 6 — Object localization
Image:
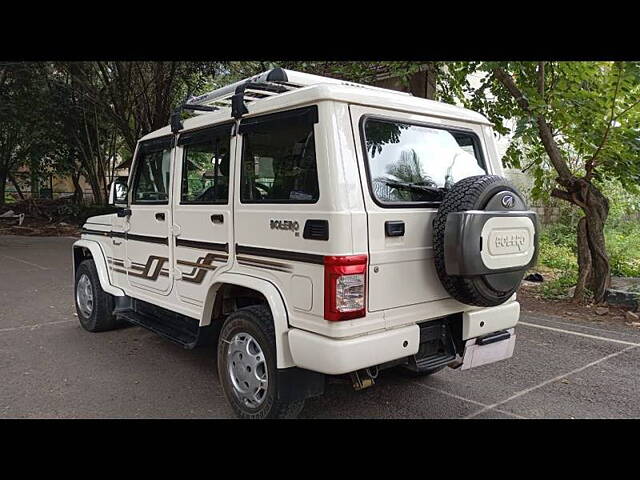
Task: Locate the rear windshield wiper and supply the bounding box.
[378,179,446,200]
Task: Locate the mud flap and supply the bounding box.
[276,367,325,402]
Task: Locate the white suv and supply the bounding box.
[72,69,538,418]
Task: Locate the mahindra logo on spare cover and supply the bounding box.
[270,219,300,232]
[501,194,515,209]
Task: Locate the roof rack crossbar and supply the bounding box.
[182,104,219,112]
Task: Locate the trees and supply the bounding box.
[63,62,221,158]
[295,60,640,304]
[445,62,640,303]
[0,63,53,205]
[2,61,224,206]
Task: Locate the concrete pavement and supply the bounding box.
[1,235,639,419]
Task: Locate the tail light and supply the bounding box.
[324,254,367,321]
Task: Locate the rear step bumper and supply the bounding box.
[405,318,458,374]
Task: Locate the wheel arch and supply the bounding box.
[201,273,294,368]
[72,239,126,297]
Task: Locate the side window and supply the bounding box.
[181,132,231,204]
[240,108,319,203]
[132,144,172,204]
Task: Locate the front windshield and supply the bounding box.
[363,119,486,204]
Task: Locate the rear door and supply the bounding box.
[172,123,235,310]
[349,105,489,312]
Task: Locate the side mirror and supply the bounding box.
[202,169,216,180]
[116,208,132,218]
[108,178,128,206]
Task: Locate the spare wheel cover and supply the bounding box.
[433,175,538,307]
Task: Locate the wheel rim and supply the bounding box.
[226,332,268,408]
[76,273,94,318]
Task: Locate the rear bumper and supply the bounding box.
[288,301,520,375]
[288,324,420,375]
[462,301,520,340]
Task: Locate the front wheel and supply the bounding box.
[217,305,304,419]
[74,259,120,332]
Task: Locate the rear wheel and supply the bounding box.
[75,259,120,332]
[217,305,304,419]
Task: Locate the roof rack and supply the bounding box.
[170,68,411,132]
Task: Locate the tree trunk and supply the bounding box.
[86,174,104,205]
[559,179,610,303]
[0,168,6,205]
[7,172,25,200]
[573,216,592,302]
[71,172,84,204]
[582,184,610,302]
[425,62,437,100]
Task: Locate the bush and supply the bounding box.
[538,225,577,271]
[535,216,640,299]
[606,223,640,277]
[539,270,579,299]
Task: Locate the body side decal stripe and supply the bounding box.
[235,244,324,265]
[176,238,229,252]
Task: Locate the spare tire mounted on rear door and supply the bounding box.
[433,175,538,307]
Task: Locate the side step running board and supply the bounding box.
[117,309,200,349]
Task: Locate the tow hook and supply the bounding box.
[350,366,379,391]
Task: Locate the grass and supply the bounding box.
[535,220,640,299]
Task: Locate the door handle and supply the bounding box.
[155,212,165,221]
[385,220,405,237]
[210,214,224,224]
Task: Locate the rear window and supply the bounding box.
[362,118,486,206]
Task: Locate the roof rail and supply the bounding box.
[170,68,411,131]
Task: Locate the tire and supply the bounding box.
[433,175,529,307]
[217,305,304,419]
[74,259,120,332]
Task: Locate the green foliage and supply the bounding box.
[446,61,640,196]
[538,224,577,268]
[536,205,640,299]
[539,270,580,300]
[605,223,640,277]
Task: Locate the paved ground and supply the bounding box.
[2,235,640,419]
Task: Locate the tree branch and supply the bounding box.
[537,62,545,100]
[614,97,640,121]
[551,188,573,202]
[586,64,622,181]
[493,67,574,184]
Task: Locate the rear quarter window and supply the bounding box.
[240,107,319,204]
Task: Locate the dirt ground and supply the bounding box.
[0,198,84,237]
[518,282,638,327]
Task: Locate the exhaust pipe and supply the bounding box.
[350,366,379,391]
